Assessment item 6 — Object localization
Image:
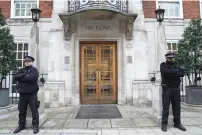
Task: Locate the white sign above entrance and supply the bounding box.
[78,21,118,34]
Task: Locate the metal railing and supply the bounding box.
[68,0,128,13]
[149,71,202,103]
[180,71,202,102]
[0,72,48,104]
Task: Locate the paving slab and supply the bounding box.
[119,129,138,135]
[38,133,62,135]
[46,112,58,119]
[169,127,194,135]
[152,127,174,135]
[0,114,10,120]
[77,129,98,134]
[42,118,66,129]
[185,126,202,135]
[0,122,17,128]
[67,106,80,119]
[52,112,69,119]
[132,118,157,127]
[61,133,97,135]
[64,119,88,128]
[137,133,157,135]
[88,119,111,128]
[111,119,135,128]
[59,107,74,113]
[0,129,11,134]
[135,128,156,134]
[181,118,198,126]
[102,129,119,135]
[190,117,202,125]
[181,112,201,118]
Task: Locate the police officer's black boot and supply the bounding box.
[13,125,25,134]
[161,124,167,132]
[33,125,39,134]
[174,124,186,131]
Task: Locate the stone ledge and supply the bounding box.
[181,102,202,109]
[0,105,18,115]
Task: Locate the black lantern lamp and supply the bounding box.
[155,6,165,22]
[31,8,41,22]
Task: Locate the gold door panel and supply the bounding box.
[80,42,117,104]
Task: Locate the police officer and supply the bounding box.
[13,56,39,134]
[160,52,186,132]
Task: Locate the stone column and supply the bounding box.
[47,0,63,81]
[132,13,150,105]
[26,85,47,127]
[47,30,62,80]
[156,23,167,81]
[44,0,66,108]
[152,23,173,125]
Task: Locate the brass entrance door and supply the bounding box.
[80,42,117,104]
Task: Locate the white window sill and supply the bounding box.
[10,16,32,19]
[164,16,183,19]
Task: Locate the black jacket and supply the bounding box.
[14,66,39,94]
[160,61,184,88]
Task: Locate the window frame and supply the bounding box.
[166,40,179,53]
[200,0,202,18]
[14,42,29,68]
[10,0,39,19]
[156,0,183,19]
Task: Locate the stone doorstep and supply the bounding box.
[0,105,18,115]
[181,102,202,109]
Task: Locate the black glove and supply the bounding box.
[37,101,40,108]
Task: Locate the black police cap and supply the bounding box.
[24,56,35,62]
[165,52,175,58]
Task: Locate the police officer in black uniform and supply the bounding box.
[160,52,186,132]
[13,56,39,134]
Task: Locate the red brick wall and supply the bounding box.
[0,0,11,19]
[0,0,53,19]
[183,0,200,19]
[142,0,156,18]
[39,0,53,18]
[143,0,201,19]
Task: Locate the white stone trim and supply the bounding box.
[156,0,183,19]
[71,33,126,104]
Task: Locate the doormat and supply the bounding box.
[75,105,122,119]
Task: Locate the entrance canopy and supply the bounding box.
[59,0,137,40]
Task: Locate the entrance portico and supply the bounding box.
[44,0,151,107]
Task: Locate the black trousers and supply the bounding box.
[18,93,39,127]
[161,87,181,125]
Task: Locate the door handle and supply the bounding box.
[99,71,101,79]
[96,71,99,80]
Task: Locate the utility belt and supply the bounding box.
[161,84,179,88]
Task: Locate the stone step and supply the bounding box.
[0,105,18,115]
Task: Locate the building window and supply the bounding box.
[157,0,183,18]
[200,0,202,18]
[12,0,38,18]
[14,43,29,68]
[167,41,178,53]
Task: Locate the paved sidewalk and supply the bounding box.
[0,105,202,134]
[1,126,202,135]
